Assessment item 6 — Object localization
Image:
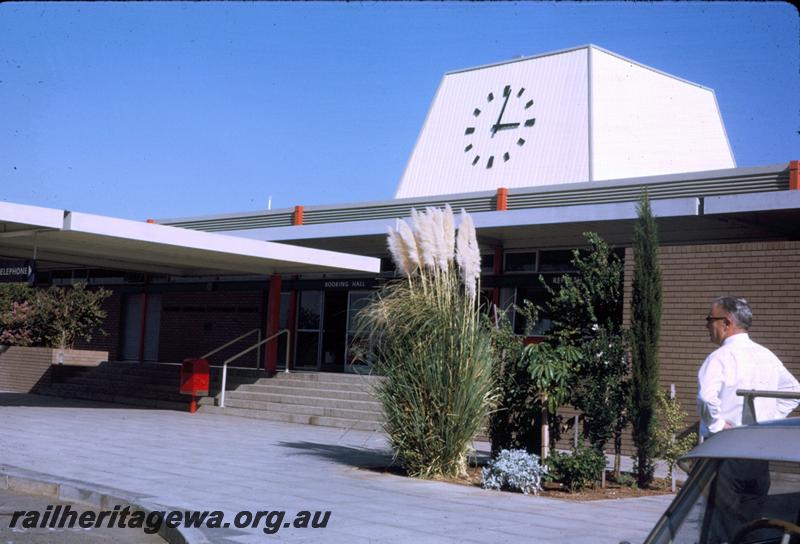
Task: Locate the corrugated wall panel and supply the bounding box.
[591,49,736,181]
[163,167,788,232]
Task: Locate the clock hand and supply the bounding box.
[492,122,520,131]
[491,87,512,138]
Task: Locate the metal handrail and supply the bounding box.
[201,328,261,369]
[219,329,290,408]
[736,389,800,425]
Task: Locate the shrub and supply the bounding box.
[0,283,110,349]
[488,301,542,457]
[0,301,35,346]
[614,472,636,488]
[354,207,497,479]
[540,233,630,475]
[653,389,697,488]
[546,443,607,492]
[482,449,547,495]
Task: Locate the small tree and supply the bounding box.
[630,191,662,488]
[653,388,697,492]
[36,283,110,349]
[0,283,110,349]
[487,304,541,457]
[540,233,629,476]
[522,341,581,459]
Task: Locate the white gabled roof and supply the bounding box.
[0,202,380,276]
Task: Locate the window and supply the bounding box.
[504,251,537,273]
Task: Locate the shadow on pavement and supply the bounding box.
[278,440,395,469]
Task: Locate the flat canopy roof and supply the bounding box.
[0,202,380,276]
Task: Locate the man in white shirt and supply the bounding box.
[697,296,800,438]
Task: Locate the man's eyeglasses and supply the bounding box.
[705,316,726,323]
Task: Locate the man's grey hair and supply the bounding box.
[713,296,752,330]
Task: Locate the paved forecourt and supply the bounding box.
[0,394,672,543]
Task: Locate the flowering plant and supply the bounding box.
[355,206,496,478]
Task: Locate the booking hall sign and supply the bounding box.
[0,259,35,284]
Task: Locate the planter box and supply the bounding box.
[0,346,108,393]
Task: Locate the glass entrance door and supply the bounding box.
[344,291,373,374]
[293,290,322,370]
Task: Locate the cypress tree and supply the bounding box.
[630,191,662,488]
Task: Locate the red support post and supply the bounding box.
[496,187,508,211]
[790,160,800,191]
[264,274,282,375]
[293,206,304,226]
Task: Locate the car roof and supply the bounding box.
[680,418,800,466]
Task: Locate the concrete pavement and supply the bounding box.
[0,393,672,543]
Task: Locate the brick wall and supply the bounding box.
[0,347,107,392]
[158,290,266,366]
[623,240,800,439]
[553,240,800,456]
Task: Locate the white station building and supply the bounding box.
[1,45,798,431]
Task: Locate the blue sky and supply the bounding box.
[1,2,797,221]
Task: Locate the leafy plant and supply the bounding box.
[488,301,541,457]
[0,283,110,349]
[354,206,497,479]
[546,442,607,492]
[0,301,35,346]
[614,471,636,488]
[522,341,581,458]
[653,389,697,488]
[482,448,548,495]
[630,191,663,488]
[540,233,630,476]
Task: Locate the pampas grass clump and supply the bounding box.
[356,206,497,478]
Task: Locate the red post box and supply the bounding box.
[180,358,209,413]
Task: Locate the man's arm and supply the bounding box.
[698,357,727,434]
[775,364,800,418]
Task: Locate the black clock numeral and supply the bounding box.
[487,156,494,169]
[517,138,526,147]
[525,99,534,109]
[472,155,481,166]
[473,108,481,117]
[503,152,510,162]
[503,85,511,97]
[524,118,536,127]
[465,127,475,135]
[487,92,494,102]
[464,144,473,152]
[517,88,525,98]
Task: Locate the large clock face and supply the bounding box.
[464,85,536,169]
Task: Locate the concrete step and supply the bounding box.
[37,385,190,411]
[198,405,382,432]
[257,375,379,392]
[223,390,382,412]
[66,376,181,390]
[237,383,376,402]
[270,372,383,385]
[220,397,384,422]
[39,382,190,403]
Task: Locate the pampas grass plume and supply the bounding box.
[456,210,481,300]
[412,208,438,271]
